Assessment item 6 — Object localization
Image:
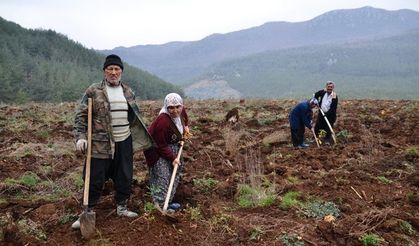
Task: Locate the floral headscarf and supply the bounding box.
[309,98,319,106]
[159,93,184,134]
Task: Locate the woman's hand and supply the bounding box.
[183,126,192,139]
[172,158,180,166]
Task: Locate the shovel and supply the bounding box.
[319,108,337,144]
[80,98,96,238]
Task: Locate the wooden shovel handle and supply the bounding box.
[319,108,337,144]
[83,98,93,207]
[163,141,184,212]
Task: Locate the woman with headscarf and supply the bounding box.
[144,93,189,212]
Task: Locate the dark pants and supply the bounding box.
[83,135,133,207]
[315,113,335,140]
[290,125,305,147]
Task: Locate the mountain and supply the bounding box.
[186,30,419,99]
[101,6,419,86]
[0,17,182,103]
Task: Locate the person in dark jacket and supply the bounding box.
[314,81,338,143]
[72,54,153,229]
[289,98,319,148]
[144,93,189,212]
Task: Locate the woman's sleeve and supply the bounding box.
[153,118,176,162]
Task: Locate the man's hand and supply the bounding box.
[76,139,87,154]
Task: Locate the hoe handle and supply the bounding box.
[319,108,337,144]
[163,141,184,212]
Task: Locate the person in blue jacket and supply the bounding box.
[289,98,319,148]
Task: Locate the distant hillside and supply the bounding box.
[0,17,182,103]
[101,6,419,85]
[186,30,419,99]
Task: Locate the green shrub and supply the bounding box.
[237,184,276,208]
[143,201,156,213]
[278,233,304,246]
[399,220,415,236]
[20,172,41,188]
[58,213,79,224]
[186,206,202,222]
[249,226,265,241]
[302,200,340,219]
[405,146,418,159]
[359,233,385,246]
[71,174,84,190]
[18,219,47,241]
[280,191,302,209]
[193,177,218,193]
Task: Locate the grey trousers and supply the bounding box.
[148,143,183,207]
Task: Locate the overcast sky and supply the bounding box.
[1,0,419,50]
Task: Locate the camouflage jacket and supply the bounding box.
[74,80,154,159]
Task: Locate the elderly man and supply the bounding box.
[314,81,338,143]
[289,98,319,148]
[71,54,154,229]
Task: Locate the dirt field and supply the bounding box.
[0,99,418,245]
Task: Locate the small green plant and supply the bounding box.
[71,173,84,190]
[407,191,419,204]
[58,213,79,224]
[237,184,275,208]
[18,219,47,241]
[336,129,351,142]
[302,200,341,219]
[249,226,265,241]
[280,191,302,209]
[147,184,162,198]
[20,172,41,187]
[278,233,304,246]
[186,206,203,222]
[3,172,41,190]
[207,212,234,235]
[286,176,299,184]
[405,146,418,160]
[193,177,218,193]
[376,176,392,185]
[399,220,415,235]
[143,201,156,213]
[209,212,229,226]
[359,233,385,246]
[318,129,327,139]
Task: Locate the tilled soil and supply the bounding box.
[0,99,418,245]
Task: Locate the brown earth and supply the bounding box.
[0,99,418,245]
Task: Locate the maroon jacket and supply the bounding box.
[144,109,188,166]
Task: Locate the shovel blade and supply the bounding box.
[80,211,96,239]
